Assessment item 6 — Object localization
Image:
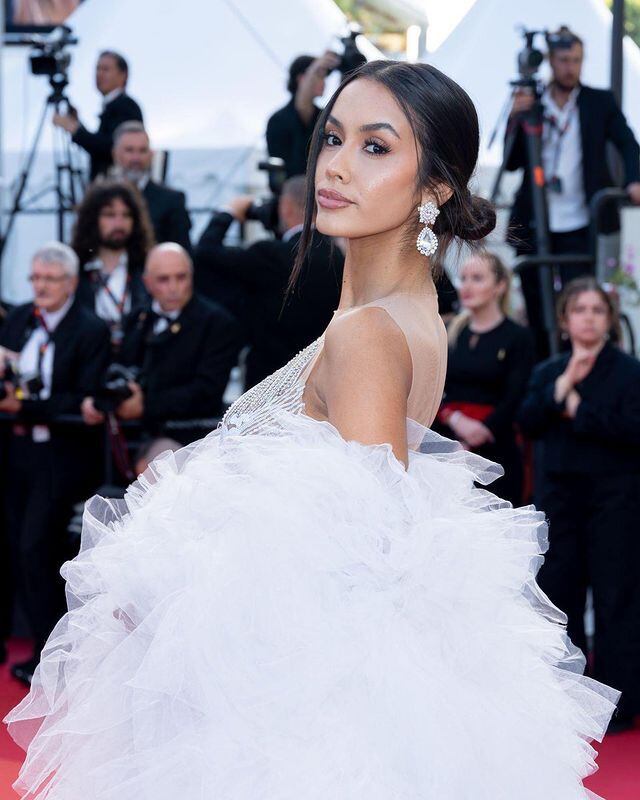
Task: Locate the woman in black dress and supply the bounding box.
[435,252,533,504]
[518,277,640,732]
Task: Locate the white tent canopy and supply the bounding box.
[425,0,640,165]
[2,0,381,301]
[4,0,364,153]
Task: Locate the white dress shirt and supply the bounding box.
[18,296,74,442]
[88,254,131,324]
[541,86,590,233]
[151,300,181,334]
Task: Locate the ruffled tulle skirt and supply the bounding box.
[5,414,618,799]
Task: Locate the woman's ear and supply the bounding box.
[424,183,453,207]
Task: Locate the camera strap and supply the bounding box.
[32,307,54,392]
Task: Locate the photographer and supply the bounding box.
[53,50,143,180]
[82,243,240,444]
[505,26,640,358]
[72,179,154,350]
[266,52,340,182]
[111,121,192,252]
[195,175,343,388]
[0,242,110,685]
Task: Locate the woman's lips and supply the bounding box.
[317,188,354,209]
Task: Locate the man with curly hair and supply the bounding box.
[71,180,155,351]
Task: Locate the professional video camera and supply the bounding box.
[28,24,78,82]
[512,26,578,89]
[245,158,288,234]
[94,364,141,413]
[332,29,367,77]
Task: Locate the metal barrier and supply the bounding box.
[511,187,636,356]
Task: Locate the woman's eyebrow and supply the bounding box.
[325,115,400,139]
[359,122,400,138]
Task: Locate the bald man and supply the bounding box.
[85,243,239,443]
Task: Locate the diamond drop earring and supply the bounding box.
[416,201,440,257]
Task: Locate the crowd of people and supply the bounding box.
[0,31,639,731]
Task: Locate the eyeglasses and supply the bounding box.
[28,274,69,284]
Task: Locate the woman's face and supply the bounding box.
[314,79,422,239]
[563,290,611,346]
[458,256,505,312]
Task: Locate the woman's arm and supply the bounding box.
[320,307,412,468]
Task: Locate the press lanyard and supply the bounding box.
[93,269,131,319]
[545,92,578,179]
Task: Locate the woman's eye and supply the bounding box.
[364,138,390,156]
[323,132,341,147]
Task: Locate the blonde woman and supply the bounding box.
[436,252,533,504]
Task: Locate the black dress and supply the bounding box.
[435,317,534,505]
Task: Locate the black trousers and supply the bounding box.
[516,226,591,360]
[536,470,640,717]
[4,435,71,655]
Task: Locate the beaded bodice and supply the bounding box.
[221,337,322,436]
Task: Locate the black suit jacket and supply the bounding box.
[119,294,240,430]
[195,212,343,387]
[506,85,640,237]
[73,92,144,180]
[142,180,192,251]
[266,99,320,182]
[0,299,110,494]
[518,343,640,475]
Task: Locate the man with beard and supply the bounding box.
[71,180,155,353]
[504,26,640,358]
[111,121,192,252]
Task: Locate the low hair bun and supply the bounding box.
[464,194,496,241]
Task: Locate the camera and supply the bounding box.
[28,25,77,78]
[94,364,140,412]
[514,26,579,86]
[332,29,367,77]
[245,158,288,234]
[0,360,43,401]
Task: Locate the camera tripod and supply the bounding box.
[489,79,560,354]
[0,73,85,265]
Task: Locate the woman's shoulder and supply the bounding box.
[325,304,410,366]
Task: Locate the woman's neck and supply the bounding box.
[468,303,504,333]
[337,227,435,309]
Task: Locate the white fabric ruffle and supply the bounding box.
[5,414,618,799]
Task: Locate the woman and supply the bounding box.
[6,62,616,799]
[435,252,533,504]
[519,277,640,733]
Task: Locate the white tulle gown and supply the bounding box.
[5,292,618,799]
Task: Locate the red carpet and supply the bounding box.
[0,639,638,798]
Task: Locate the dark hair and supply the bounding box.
[287,55,315,94]
[99,50,129,76]
[549,26,584,52]
[71,180,155,270]
[557,276,621,342]
[291,60,495,287]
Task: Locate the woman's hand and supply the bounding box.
[564,389,582,419]
[555,346,599,403]
[450,412,494,449]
